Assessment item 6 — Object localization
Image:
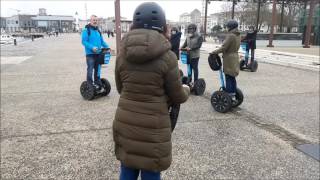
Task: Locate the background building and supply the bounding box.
[31,9,74,33]
[5,15,35,33]
[1,17,7,33]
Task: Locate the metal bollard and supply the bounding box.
[13,38,17,46]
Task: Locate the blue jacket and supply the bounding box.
[81,26,109,55]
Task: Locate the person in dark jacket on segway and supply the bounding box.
[211,20,240,103]
[81,15,109,92]
[170,27,182,60]
[180,23,203,85]
[242,25,257,66]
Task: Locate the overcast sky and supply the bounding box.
[1,0,227,21]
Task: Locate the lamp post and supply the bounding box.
[115,0,121,54]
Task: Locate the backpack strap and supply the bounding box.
[85,24,91,36]
[85,24,102,37]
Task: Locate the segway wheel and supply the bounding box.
[169,104,180,132]
[232,88,244,108]
[211,91,232,113]
[80,81,95,100]
[250,61,258,72]
[101,78,111,96]
[179,69,184,78]
[182,76,191,85]
[240,60,245,70]
[193,78,206,96]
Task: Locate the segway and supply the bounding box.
[180,49,206,95]
[80,48,111,100]
[208,54,244,113]
[239,42,258,72]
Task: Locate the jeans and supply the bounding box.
[120,164,161,180]
[188,57,199,82]
[245,48,255,63]
[86,55,101,86]
[225,74,237,95]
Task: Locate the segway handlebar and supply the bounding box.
[180,48,190,52]
[99,47,111,54]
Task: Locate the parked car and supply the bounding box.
[0,34,14,44]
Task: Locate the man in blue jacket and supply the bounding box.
[81,15,109,90]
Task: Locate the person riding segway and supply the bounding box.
[209,20,243,113]
[240,25,258,72]
[80,15,111,100]
[180,24,206,96]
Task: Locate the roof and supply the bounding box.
[31,15,74,21]
[191,9,201,15]
[180,13,190,16]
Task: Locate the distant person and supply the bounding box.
[170,27,182,60]
[81,15,109,91]
[111,31,114,37]
[242,25,258,65]
[113,2,190,180]
[211,20,240,103]
[180,23,203,85]
[107,30,111,38]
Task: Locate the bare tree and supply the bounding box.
[220,2,233,24]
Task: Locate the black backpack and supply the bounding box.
[208,53,222,71]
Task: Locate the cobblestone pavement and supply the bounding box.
[1,33,319,179]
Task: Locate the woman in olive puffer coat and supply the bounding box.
[113,2,190,179]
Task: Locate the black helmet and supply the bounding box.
[132,2,166,32]
[226,20,238,31]
[187,23,197,33]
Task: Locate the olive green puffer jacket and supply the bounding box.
[113,29,189,172]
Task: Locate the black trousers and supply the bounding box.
[188,58,199,82]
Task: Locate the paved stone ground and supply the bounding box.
[1,33,319,179]
[260,47,320,56]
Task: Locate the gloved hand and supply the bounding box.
[183,84,191,96]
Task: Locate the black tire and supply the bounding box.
[80,81,95,100]
[193,78,206,96]
[179,69,184,78]
[101,78,111,96]
[250,60,258,72]
[232,88,244,108]
[240,59,245,70]
[182,76,191,85]
[169,104,180,132]
[211,91,232,113]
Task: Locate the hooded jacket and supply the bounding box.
[170,31,182,59]
[212,28,241,77]
[81,24,109,55]
[113,29,189,172]
[181,32,203,59]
